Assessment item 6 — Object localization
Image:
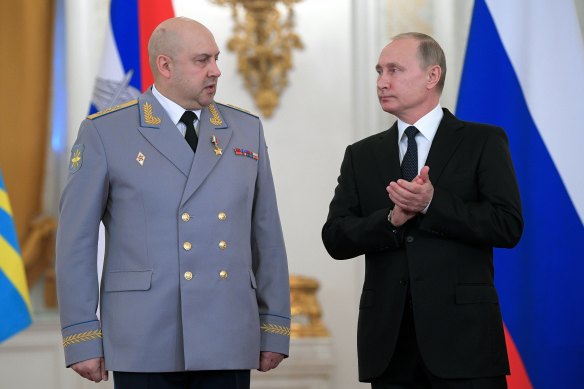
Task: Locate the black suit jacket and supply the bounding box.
[322,109,523,381]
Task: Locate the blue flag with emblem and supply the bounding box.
[0,168,32,342]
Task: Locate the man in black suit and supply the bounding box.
[322,32,523,388]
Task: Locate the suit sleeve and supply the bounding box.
[322,145,402,260]
[420,127,523,248]
[56,119,108,367]
[251,121,291,356]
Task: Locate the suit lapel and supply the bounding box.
[425,109,465,184]
[137,92,194,177]
[373,124,402,188]
[180,103,232,206]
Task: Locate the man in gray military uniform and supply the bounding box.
[56,17,290,389]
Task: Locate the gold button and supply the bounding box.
[218,212,227,221]
[219,270,228,279]
[184,271,193,281]
[218,240,227,250]
[183,242,192,251]
[181,212,190,222]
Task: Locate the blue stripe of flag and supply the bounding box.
[0,270,32,342]
[110,0,141,91]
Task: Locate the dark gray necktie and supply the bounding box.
[180,111,198,153]
[401,126,419,181]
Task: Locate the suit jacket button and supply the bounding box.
[183,242,192,251]
[218,240,227,250]
[218,212,227,221]
[184,271,193,281]
[219,270,228,279]
[406,236,414,243]
[181,212,191,222]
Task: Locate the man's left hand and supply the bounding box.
[258,351,285,372]
[387,166,434,213]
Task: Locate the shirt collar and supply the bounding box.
[397,104,444,143]
[152,85,202,125]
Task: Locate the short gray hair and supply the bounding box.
[392,32,447,92]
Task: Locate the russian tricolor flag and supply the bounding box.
[89,0,174,113]
[456,0,584,387]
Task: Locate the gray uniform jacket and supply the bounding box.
[56,89,291,372]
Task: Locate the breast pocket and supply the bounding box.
[104,270,152,292]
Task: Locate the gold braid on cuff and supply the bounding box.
[62,329,102,348]
[260,323,291,337]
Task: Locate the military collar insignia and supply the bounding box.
[208,103,223,126]
[143,102,161,125]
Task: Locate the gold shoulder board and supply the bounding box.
[87,99,138,120]
[218,102,258,118]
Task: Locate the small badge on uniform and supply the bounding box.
[234,147,259,161]
[211,135,222,155]
[136,152,146,166]
[69,144,84,173]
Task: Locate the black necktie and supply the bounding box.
[180,111,198,153]
[401,126,419,181]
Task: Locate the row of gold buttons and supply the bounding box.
[183,270,228,281]
[182,241,227,251]
[181,212,227,222]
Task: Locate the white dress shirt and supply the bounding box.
[152,85,202,136]
[396,104,443,213]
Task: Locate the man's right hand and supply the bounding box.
[71,357,108,383]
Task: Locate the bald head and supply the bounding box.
[148,17,215,77]
[147,17,221,110]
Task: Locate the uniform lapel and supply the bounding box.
[373,124,402,188]
[424,109,465,184]
[180,103,232,206]
[137,91,194,177]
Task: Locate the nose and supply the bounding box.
[210,59,221,78]
[377,73,389,90]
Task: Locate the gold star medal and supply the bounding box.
[211,135,222,155]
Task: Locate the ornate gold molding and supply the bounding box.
[290,275,330,337]
[211,0,304,117]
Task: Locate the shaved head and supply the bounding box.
[147,17,221,109]
[148,17,214,76]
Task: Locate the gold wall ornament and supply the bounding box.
[290,275,330,338]
[211,0,304,117]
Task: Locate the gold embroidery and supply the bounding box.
[143,102,161,125]
[87,100,138,119]
[71,149,82,169]
[63,329,103,348]
[260,323,291,337]
[208,103,223,126]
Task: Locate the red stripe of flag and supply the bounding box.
[138,0,175,91]
[504,324,533,388]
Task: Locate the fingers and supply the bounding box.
[258,352,285,372]
[100,359,109,381]
[71,358,106,383]
[387,179,433,213]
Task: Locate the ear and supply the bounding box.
[426,65,442,90]
[156,55,173,79]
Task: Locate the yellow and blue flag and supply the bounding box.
[0,169,32,342]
